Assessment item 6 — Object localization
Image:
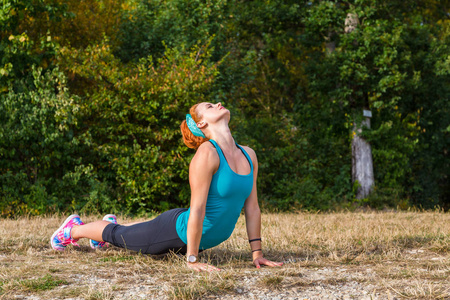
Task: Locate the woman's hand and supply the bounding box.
[187,262,221,272]
[253,257,284,269]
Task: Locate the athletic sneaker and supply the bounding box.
[89,214,117,249]
[50,214,84,251]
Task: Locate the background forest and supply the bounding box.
[0,0,449,216]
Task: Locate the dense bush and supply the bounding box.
[0,66,85,216]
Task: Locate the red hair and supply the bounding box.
[180,104,209,149]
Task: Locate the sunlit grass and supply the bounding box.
[0,211,449,299]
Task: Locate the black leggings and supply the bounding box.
[102,208,188,255]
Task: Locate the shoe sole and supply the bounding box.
[50,214,80,251]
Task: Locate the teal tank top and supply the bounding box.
[175,140,254,250]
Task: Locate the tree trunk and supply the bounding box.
[345,12,375,199]
[352,116,374,199]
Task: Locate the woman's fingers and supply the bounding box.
[265,261,283,267]
[202,263,220,272]
[267,261,283,267]
[208,265,221,272]
[263,259,283,267]
[254,260,261,269]
[254,258,284,268]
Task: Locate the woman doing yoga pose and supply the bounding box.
[50,102,283,272]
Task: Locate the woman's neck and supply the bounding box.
[209,123,236,152]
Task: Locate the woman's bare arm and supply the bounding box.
[186,142,221,272]
[243,147,283,268]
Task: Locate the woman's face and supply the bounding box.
[196,102,230,125]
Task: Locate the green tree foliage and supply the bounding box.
[115,0,229,63]
[303,0,449,208]
[0,0,62,92]
[59,41,220,214]
[115,0,449,210]
[0,0,448,215]
[1,0,126,92]
[115,0,351,210]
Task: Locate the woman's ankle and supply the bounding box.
[71,225,80,239]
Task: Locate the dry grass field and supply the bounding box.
[0,211,449,300]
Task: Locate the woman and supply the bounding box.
[50,102,283,272]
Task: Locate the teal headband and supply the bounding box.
[186,114,206,138]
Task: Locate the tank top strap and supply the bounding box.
[208,139,226,162]
[236,144,254,173]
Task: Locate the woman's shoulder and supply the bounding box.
[197,140,218,156]
[190,141,220,169]
[238,145,258,165]
[239,145,256,158]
